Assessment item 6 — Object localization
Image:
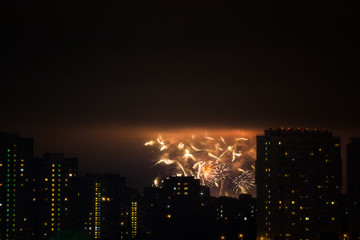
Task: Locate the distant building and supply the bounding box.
[33,152,78,239]
[150,176,256,240]
[150,176,212,240]
[213,194,256,240]
[162,176,211,202]
[0,132,35,240]
[238,194,256,223]
[346,138,360,239]
[79,173,127,240]
[143,186,162,237]
[256,128,342,240]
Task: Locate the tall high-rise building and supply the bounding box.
[256,128,342,240]
[0,132,35,240]
[33,152,78,239]
[346,138,360,238]
[79,173,127,240]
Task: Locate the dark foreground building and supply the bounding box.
[256,128,342,240]
[347,138,360,239]
[150,176,212,240]
[213,194,256,240]
[148,176,256,240]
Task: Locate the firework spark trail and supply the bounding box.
[145,140,155,146]
[196,161,216,186]
[145,133,256,196]
[213,163,232,196]
[232,170,255,194]
[153,159,188,176]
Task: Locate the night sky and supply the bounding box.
[2,0,358,190]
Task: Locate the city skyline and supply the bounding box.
[1,128,358,239]
[2,0,359,239]
[0,127,353,195]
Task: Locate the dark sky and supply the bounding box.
[2,0,359,190]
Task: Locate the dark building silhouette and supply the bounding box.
[78,173,128,240]
[346,138,360,239]
[149,176,256,240]
[0,132,35,240]
[143,186,162,238]
[150,176,213,240]
[162,175,211,201]
[33,152,78,239]
[212,194,256,240]
[256,128,342,240]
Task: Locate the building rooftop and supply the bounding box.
[264,128,333,137]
